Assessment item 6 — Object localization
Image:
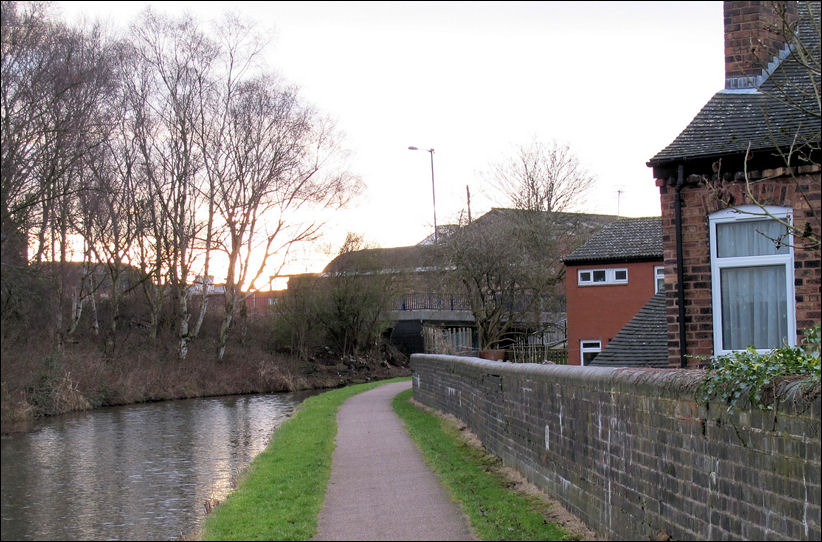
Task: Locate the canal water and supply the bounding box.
[1,390,320,540]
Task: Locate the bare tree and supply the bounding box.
[489,138,596,213]
[3,4,361,362]
[318,233,396,357]
[128,10,217,359]
[74,90,146,352]
[212,75,358,360]
[123,47,172,343]
[2,2,119,346]
[440,210,581,351]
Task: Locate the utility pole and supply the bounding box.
[408,146,438,242]
[617,188,624,216]
[466,185,472,223]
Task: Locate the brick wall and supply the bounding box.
[412,354,821,540]
[724,1,796,85]
[656,166,821,367]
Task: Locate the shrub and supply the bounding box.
[696,324,821,413]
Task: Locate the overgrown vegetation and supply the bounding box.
[1,302,409,430]
[392,389,581,541]
[271,233,400,360]
[200,378,407,541]
[696,324,821,414]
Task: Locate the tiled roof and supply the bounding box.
[562,217,662,264]
[589,292,668,368]
[648,2,820,167]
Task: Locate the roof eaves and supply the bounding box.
[646,143,789,169]
[563,254,663,265]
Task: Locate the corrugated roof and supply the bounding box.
[648,1,820,167]
[562,217,662,264]
[589,292,669,368]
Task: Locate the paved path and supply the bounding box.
[313,380,476,541]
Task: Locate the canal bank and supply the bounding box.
[1,334,410,433]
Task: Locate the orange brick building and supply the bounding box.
[563,218,664,366]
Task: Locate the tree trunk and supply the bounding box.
[177,286,191,360]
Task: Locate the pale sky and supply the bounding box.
[55,1,725,281]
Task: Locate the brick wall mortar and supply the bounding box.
[412,355,822,540]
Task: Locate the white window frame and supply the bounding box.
[577,268,628,286]
[708,205,795,355]
[654,265,665,293]
[580,340,602,365]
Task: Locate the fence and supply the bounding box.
[394,293,471,311]
[423,325,475,355]
[506,344,568,364]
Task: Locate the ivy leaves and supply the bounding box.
[696,324,821,414]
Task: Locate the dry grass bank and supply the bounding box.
[1,318,409,433]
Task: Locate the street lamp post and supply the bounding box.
[408,146,437,243]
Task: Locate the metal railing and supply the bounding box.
[394,293,471,311]
[506,344,568,364]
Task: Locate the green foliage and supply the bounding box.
[696,324,821,413]
[319,272,394,356]
[270,234,396,359]
[392,389,578,541]
[270,272,394,359]
[269,278,328,359]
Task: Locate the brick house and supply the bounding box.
[647,1,820,367]
[563,217,664,365]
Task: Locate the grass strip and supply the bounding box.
[201,377,409,541]
[392,389,577,541]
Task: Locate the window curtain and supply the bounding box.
[716,219,789,257]
[720,265,787,350]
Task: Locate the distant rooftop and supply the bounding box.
[325,207,620,274]
[562,217,662,264]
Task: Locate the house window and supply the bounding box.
[580,340,601,365]
[577,268,628,285]
[709,206,795,354]
[654,266,665,293]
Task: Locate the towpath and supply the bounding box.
[313,380,476,541]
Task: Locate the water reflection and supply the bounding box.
[1,391,318,541]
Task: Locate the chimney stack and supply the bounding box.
[724,1,796,89]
